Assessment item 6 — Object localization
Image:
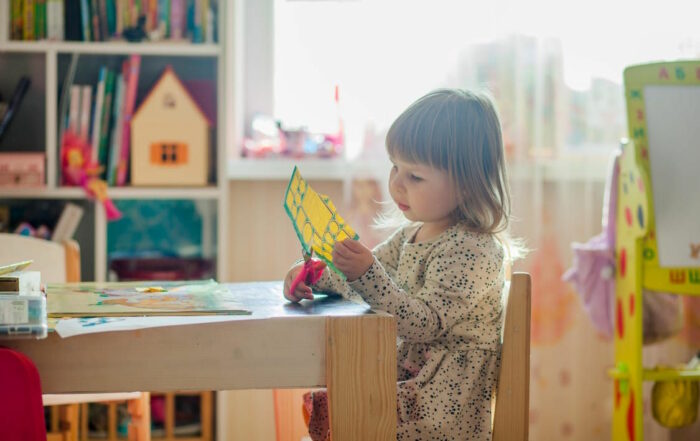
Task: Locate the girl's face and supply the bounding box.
[389,156,459,230]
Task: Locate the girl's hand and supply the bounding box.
[332,239,374,281]
[283,263,314,302]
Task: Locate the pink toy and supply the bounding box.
[563,150,682,342]
[61,130,122,221]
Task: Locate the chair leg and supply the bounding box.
[128,393,151,441]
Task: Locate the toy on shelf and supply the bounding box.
[607,60,700,441]
[242,85,345,159]
[0,152,45,187]
[130,66,211,187]
[61,131,121,221]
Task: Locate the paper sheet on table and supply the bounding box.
[54,315,249,338]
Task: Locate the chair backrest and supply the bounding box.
[0,233,80,283]
[493,272,531,441]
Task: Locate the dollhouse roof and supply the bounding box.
[132,66,213,127]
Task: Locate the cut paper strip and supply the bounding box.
[283,166,358,275]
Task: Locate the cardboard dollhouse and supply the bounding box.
[130,66,211,186]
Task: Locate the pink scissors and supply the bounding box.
[289,249,326,299]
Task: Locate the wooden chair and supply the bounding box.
[0,233,150,441]
[493,272,532,441]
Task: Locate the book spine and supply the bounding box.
[35,0,45,39]
[79,85,92,141]
[45,0,54,39]
[90,67,106,165]
[89,0,99,40]
[0,0,7,41]
[68,84,81,134]
[105,0,114,37]
[169,0,182,39]
[98,69,115,179]
[157,0,168,37]
[23,0,34,40]
[97,0,107,39]
[11,0,22,40]
[117,55,140,186]
[56,0,64,40]
[79,0,90,40]
[107,73,124,185]
[114,0,122,36]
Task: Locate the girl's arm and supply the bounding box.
[312,227,406,298]
[347,238,504,343]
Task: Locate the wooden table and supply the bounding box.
[5,282,398,441]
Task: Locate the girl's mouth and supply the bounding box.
[398,203,409,211]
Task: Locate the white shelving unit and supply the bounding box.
[0,4,229,283]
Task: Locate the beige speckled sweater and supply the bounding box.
[312,222,505,440]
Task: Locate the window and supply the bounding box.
[267,0,700,162]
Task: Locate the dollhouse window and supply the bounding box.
[150,143,188,165]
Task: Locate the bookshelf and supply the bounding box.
[0,2,229,284]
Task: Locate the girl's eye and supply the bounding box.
[409,174,423,182]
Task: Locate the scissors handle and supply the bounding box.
[289,258,326,299]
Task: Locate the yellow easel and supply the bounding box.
[610,60,700,441]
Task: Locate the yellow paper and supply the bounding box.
[283,167,358,274]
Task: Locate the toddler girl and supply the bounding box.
[284,89,515,440]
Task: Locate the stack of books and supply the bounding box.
[9,0,216,43]
[0,261,48,339]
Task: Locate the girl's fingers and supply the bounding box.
[333,242,352,259]
[341,239,365,253]
[295,282,313,300]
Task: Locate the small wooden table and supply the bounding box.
[6,282,398,440]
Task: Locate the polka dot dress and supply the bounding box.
[309,222,505,440]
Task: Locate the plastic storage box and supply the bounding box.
[0,294,48,339]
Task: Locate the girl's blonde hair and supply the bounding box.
[386,88,511,235]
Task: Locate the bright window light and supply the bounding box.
[273,0,700,160]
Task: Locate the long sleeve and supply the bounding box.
[312,226,408,300]
[348,234,504,345]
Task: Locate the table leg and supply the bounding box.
[128,392,151,441]
[326,315,397,440]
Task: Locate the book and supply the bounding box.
[46,0,63,40]
[64,0,82,40]
[90,0,100,41]
[23,0,35,40]
[158,0,169,37]
[0,0,9,42]
[98,69,115,178]
[170,0,183,39]
[68,84,81,133]
[79,0,91,40]
[117,55,140,186]
[105,0,115,36]
[107,72,124,185]
[97,0,107,39]
[0,270,41,294]
[79,84,92,141]
[11,0,22,40]
[35,0,46,40]
[90,66,106,164]
[51,202,84,242]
